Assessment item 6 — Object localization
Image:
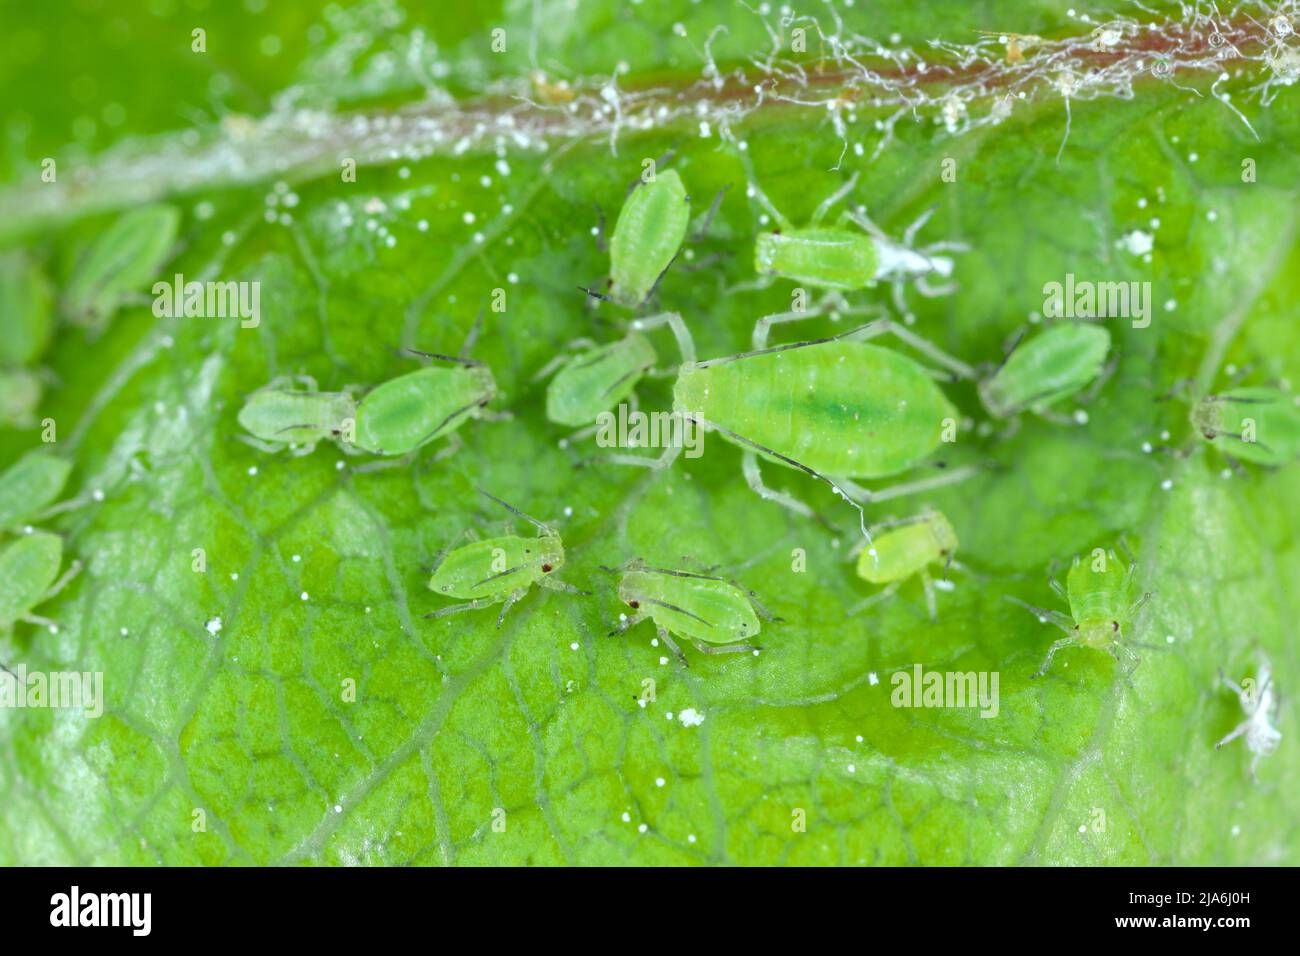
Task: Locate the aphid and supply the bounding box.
[977,322,1113,422]
[1190,386,1300,467]
[1008,542,1151,678]
[0,449,74,531]
[63,204,181,332]
[536,331,659,428]
[849,510,959,620]
[352,314,499,461]
[580,167,692,310]
[0,251,55,368]
[237,375,358,457]
[0,367,44,429]
[1216,652,1282,782]
[424,489,587,627]
[0,531,81,639]
[595,309,976,535]
[743,165,967,320]
[607,558,776,666]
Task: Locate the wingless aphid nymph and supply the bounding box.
[424,489,588,628]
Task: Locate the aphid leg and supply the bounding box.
[558,423,601,450]
[530,338,600,382]
[237,435,288,454]
[913,272,959,299]
[607,610,647,635]
[1225,362,1257,389]
[579,440,683,470]
[1006,596,1075,635]
[842,318,978,381]
[1048,571,1068,604]
[538,576,591,596]
[657,625,690,668]
[351,452,418,474]
[1033,637,1084,678]
[1218,668,1246,698]
[848,582,901,615]
[495,588,529,628]
[692,639,761,657]
[1215,718,1250,751]
[629,311,695,365]
[288,439,321,458]
[921,570,938,621]
[431,433,464,463]
[889,280,916,325]
[900,206,937,247]
[809,172,860,227]
[739,171,792,230]
[742,449,818,521]
[424,598,498,620]
[1155,378,1195,402]
[1077,353,1119,405]
[840,208,889,242]
[19,613,59,630]
[42,560,82,602]
[837,464,980,505]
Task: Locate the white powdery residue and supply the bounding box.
[205,616,223,636]
[1117,229,1154,255]
[678,708,705,728]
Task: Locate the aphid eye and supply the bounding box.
[541,563,553,573]
[1112,620,1119,632]
[1074,625,1081,632]
[441,586,450,592]
[628,600,640,609]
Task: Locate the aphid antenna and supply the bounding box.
[404,348,485,369]
[459,307,486,360]
[642,249,682,305]
[410,399,488,449]
[682,414,873,547]
[598,363,654,399]
[472,564,529,589]
[477,487,553,534]
[578,285,614,303]
[691,183,732,242]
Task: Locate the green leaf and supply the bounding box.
[1,0,1297,865]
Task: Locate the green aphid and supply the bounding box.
[743,165,966,321]
[978,322,1113,421]
[850,510,959,620]
[0,531,81,641]
[63,204,180,332]
[353,353,497,457]
[604,168,691,309]
[593,310,975,535]
[607,558,775,667]
[0,251,55,367]
[0,449,74,531]
[1190,386,1300,467]
[538,331,658,428]
[1008,542,1152,678]
[0,368,44,429]
[424,489,587,628]
[237,375,358,457]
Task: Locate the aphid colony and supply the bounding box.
[0,162,1291,774]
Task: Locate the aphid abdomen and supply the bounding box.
[979,323,1111,418]
[546,333,657,427]
[429,535,543,600]
[674,342,955,477]
[753,229,878,290]
[354,365,494,455]
[0,531,62,626]
[609,169,690,307]
[856,521,942,584]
